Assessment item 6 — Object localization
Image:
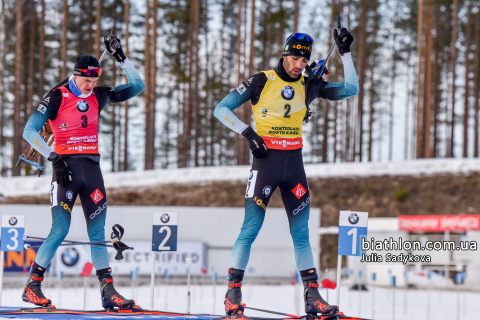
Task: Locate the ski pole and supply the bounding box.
[24,235,134,260]
[23,225,127,249]
[24,235,113,245]
[24,242,114,249]
[244,305,301,318]
[316,15,344,80]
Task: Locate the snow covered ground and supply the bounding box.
[0,283,479,320]
[2,158,480,198]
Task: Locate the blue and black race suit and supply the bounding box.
[215,54,359,271]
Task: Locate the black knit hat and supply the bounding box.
[282,33,314,60]
[73,55,100,77]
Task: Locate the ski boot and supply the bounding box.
[224,268,245,315]
[22,262,53,307]
[301,268,338,318]
[97,268,135,309]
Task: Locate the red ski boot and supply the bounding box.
[97,268,135,309]
[224,268,245,315]
[22,262,53,307]
[301,268,338,316]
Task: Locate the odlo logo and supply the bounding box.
[293,197,310,215]
[90,202,107,220]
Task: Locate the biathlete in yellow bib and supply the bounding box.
[214,29,359,317]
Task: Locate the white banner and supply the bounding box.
[54,240,207,275]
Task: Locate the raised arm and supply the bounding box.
[97,35,146,110]
[103,58,146,105]
[318,52,359,101]
[306,28,359,105]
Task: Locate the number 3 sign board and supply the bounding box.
[1,215,25,252]
[338,211,368,256]
[152,212,177,252]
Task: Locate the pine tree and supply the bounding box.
[463,2,472,158]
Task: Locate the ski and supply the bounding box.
[219,316,296,320]
[0,306,204,317]
[0,307,298,319]
[244,305,370,320]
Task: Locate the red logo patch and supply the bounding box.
[90,189,104,204]
[292,183,307,199]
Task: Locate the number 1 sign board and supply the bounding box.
[1,215,25,252]
[338,211,368,256]
[152,212,178,252]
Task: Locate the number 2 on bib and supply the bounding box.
[284,104,291,118]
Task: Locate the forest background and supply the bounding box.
[0,0,478,176]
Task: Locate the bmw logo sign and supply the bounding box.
[161,213,170,224]
[61,248,79,267]
[262,108,267,114]
[9,217,17,226]
[348,213,359,225]
[249,172,253,180]
[281,86,295,101]
[76,100,90,113]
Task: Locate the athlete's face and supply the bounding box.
[283,55,309,78]
[74,75,99,94]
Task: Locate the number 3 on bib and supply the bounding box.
[81,115,88,128]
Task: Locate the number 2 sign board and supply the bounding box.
[152,212,177,252]
[338,211,368,256]
[1,215,25,252]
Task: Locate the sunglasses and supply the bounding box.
[76,68,103,77]
[286,33,314,45]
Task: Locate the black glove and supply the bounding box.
[242,127,268,159]
[104,34,126,63]
[303,107,315,123]
[334,27,354,55]
[48,152,72,187]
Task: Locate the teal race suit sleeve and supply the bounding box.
[321,52,359,99]
[213,73,267,134]
[96,58,146,111]
[23,107,55,158]
[306,52,359,105]
[214,90,251,134]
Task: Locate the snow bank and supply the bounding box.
[1,158,480,198]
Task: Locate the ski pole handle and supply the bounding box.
[337,15,347,42]
[337,15,341,35]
